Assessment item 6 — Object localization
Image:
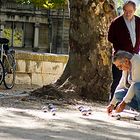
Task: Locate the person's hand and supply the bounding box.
[107,104,114,115]
[115,101,126,113]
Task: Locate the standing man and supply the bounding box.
[108,0,140,101]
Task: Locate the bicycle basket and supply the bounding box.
[0,38,9,44]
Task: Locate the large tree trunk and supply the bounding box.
[31,0,116,101]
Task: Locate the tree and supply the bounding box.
[16,0,67,8]
[19,0,116,101]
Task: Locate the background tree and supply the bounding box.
[17,0,66,8]
[18,0,116,101]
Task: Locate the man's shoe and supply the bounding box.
[134,113,140,121]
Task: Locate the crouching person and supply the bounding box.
[107,50,140,116]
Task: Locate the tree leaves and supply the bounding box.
[16,0,67,9]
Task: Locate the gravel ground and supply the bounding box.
[0,85,140,140]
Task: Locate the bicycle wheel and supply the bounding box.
[0,60,4,85]
[3,53,16,89]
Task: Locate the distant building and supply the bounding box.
[0,0,70,54]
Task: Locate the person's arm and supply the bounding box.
[109,72,126,106]
[115,101,126,113]
[110,95,117,106]
[123,82,135,103]
[107,104,114,115]
[108,22,115,43]
[110,71,127,107]
[108,19,120,52]
[123,56,140,103]
[115,71,127,91]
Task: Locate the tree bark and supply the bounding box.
[31,0,116,101]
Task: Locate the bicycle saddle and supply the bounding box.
[0,38,9,44]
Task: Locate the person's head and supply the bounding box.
[123,1,136,20]
[112,50,133,71]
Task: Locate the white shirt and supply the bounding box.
[123,16,136,48]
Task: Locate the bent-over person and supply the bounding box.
[107,50,140,119]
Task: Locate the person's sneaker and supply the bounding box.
[134,113,140,121]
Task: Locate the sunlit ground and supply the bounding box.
[0,105,140,140]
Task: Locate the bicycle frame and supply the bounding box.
[0,44,10,67]
[0,38,16,89]
[0,43,4,62]
[0,37,10,61]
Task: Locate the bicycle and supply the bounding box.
[0,37,16,89]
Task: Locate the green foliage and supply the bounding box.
[13,29,23,47]
[43,0,66,9]
[16,0,67,9]
[117,0,123,8]
[3,28,12,47]
[135,4,140,16]
[3,28,22,47]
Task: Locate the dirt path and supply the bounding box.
[0,85,140,140]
